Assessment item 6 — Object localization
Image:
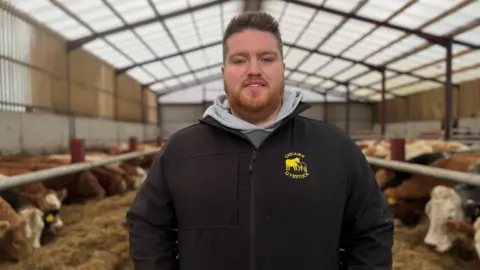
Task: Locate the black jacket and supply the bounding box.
[126,102,394,270]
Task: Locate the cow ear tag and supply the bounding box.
[46,214,55,223]
[387,197,397,205]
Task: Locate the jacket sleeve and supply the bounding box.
[126,148,179,270]
[339,140,394,270]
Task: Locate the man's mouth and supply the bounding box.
[244,81,267,89]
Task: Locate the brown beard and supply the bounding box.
[225,82,284,125]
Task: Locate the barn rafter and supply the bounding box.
[5,0,479,107]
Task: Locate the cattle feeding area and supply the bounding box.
[360,138,480,269]
[0,142,159,269]
[1,138,480,269]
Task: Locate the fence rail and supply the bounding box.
[1,146,479,192]
[368,156,480,186]
[0,148,160,191]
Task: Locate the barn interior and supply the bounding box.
[0,0,480,269]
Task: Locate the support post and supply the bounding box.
[66,48,75,139]
[129,137,138,152]
[390,138,405,161]
[380,68,386,137]
[141,87,147,123]
[70,139,85,164]
[444,38,453,141]
[323,93,328,123]
[345,83,350,135]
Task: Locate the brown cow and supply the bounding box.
[383,154,480,226]
[90,167,127,196]
[118,162,147,190]
[0,196,33,262]
[384,154,480,200]
[43,171,106,204]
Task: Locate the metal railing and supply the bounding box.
[368,156,480,186]
[0,148,160,192]
[1,145,479,192]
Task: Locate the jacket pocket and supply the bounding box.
[167,153,240,229]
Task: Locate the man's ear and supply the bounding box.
[221,65,224,75]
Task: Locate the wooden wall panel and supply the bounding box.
[117,74,142,101]
[383,98,407,123]
[458,79,480,118]
[69,84,99,117]
[98,92,115,118]
[68,50,114,92]
[376,78,476,123]
[147,108,158,124]
[68,49,115,118]
[0,7,68,112]
[29,26,67,77]
[116,74,142,122]
[145,89,158,124]
[117,99,142,122]
[0,6,158,124]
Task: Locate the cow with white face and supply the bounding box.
[424,185,466,252]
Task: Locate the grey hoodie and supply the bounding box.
[203,89,304,148]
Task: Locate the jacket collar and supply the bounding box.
[199,102,311,143]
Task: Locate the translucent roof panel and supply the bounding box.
[5,0,480,104]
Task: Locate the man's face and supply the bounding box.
[222,29,285,122]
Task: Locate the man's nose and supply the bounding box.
[247,61,261,74]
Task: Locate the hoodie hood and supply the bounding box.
[203,88,304,132]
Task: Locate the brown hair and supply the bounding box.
[222,11,283,61]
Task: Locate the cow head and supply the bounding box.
[24,189,67,234]
[424,185,465,252]
[43,209,63,235]
[27,188,67,210]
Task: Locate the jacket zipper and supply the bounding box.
[249,149,257,270]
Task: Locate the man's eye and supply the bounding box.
[232,59,245,64]
[262,58,274,62]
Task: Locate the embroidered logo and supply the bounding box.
[285,152,310,179]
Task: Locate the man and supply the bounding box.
[127,11,394,270]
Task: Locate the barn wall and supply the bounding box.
[375,77,480,123]
[159,102,374,138]
[0,7,158,122]
[371,118,480,138]
[0,110,159,155]
[0,5,159,155]
[370,77,480,137]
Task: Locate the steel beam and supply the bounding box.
[287,68,403,98]
[67,0,228,51]
[283,0,479,49]
[323,93,328,123]
[284,42,447,85]
[380,68,386,136]
[145,63,223,89]
[244,0,262,11]
[444,39,453,141]
[116,41,222,74]
[345,83,351,135]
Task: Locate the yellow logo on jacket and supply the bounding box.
[285,152,309,179]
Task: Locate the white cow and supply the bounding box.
[424,158,480,256]
[424,185,468,252]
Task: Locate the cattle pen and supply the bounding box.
[2,0,480,269]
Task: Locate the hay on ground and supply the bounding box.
[0,191,137,270]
